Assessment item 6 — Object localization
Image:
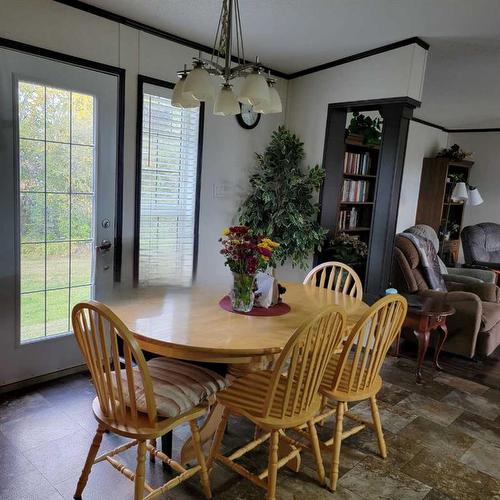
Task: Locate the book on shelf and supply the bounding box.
[338,207,359,230]
[341,179,370,202]
[343,151,371,175]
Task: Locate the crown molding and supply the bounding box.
[412,117,500,133]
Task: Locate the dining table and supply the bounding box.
[109,281,369,469]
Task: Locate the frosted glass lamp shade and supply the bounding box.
[467,186,484,206]
[254,85,282,114]
[451,182,468,202]
[238,72,270,106]
[213,84,240,116]
[172,77,200,108]
[183,65,214,101]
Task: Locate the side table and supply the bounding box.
[397,297,455,383]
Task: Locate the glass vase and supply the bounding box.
[230,272,256,313]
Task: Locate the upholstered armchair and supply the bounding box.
[462,223,500,269]
[392,234,500,358]
[404,225,496,284]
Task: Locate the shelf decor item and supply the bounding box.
[326,233,368,265]
[239,126,327,269]
[347,112,383,146]
[220,226,279,312]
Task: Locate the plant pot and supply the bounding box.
[230,272,256,312]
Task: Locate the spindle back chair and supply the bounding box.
[208,305,347,500]
[303,261,363,300]
[72,301,212,500]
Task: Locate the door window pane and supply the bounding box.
[17,81,95,342]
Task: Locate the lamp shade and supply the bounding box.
[183,64,214,101]
[451,182,468,202]
[238,72,270,106]
[467,186,484,206]
[254,84,282,114]
[171,76,200,108]
[213,84,240,116]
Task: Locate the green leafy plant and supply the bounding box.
[436,144,472,161]
[348,112,383,146]
[239,126,327,269]
[326,233,368,264]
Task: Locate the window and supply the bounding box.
[18,81,95,342]
[137,81,201,287]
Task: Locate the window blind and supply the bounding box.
[139,86,200,287]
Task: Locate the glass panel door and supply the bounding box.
[0,47,118,386]
[19,82,95,342]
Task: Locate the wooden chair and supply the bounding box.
[72,300,227,500]
[303,261,363,299]
[296,294,407,491]
[207,305,347,500]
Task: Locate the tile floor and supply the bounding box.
[1,356,499,500]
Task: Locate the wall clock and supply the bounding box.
[236,103,261,129]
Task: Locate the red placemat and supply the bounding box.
[219,295,291,316]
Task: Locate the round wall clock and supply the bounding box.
[236,103,261,129]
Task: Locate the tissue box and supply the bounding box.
[254,272,279,308]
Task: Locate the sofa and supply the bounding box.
[462,222,500,270]
[393,233,500,358]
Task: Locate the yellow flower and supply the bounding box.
[262,238,279,248]
[222,228,230,236]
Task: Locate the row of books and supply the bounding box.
[338,207,359,230]
[342,179,370,202]
[343,152,372,175]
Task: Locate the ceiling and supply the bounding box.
[77,0,500,128]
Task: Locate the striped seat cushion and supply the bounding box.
[120,358,229,419]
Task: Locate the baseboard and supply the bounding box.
[0,364,88,394]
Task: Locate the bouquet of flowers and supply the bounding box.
[220,226,279,311]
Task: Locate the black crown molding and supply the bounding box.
[332,96,421,111]
[55,0,429,81]
[288,37,429,79]
[412,117,500,133]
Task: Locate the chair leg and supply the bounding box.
[307,420,325,486]
[134,441,146,500]
[207,406,230,470]
[370,396,387,458]
[149,439,156,462]
[267,429,279,500]
[330,401,345,492]
[74,425,104,499]
[189,419,212,499]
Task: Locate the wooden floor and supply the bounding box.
[0,353,499,499]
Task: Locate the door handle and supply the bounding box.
[96,239,112,252]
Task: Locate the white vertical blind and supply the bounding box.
[139,84,200,286]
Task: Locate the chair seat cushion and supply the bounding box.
[481,301,500,331]
[121,358,228,418]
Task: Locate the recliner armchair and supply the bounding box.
[392,234,500,358]
[462,222,500,270]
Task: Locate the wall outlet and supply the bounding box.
[213,182,232,199]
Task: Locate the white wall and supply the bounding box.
[448,132,500,232]
[0,0,287,288]
[280,43,428,281]
[396,121,449,232]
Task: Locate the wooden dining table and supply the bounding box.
[109,281,368,468]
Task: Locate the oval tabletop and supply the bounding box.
[109,282,368,364]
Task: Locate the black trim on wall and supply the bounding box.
[54,0,430,81]
[54,0,289,80]
[411,117,500,133]
[288,37,429,79]
[411,117,447,132]
[332,96,421,111]
[133,75,204,286]
[0,36,126,282]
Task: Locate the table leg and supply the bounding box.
[413,329,430,384]
[434,324,448,371]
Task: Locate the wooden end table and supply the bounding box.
[397,297,455,384]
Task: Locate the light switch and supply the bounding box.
[213,182,231,199]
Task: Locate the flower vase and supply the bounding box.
[230,272,256,312]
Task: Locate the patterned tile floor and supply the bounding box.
[1,355,499,499]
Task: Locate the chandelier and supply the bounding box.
[172,0,282,116]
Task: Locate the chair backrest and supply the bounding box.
[393,235,429,293]
[462,223,500,264]
[303,261,363,299]
[263,306,346,420]
[72,301,157,427]
[328,294,407,396]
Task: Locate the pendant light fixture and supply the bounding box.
[172,0,281,116]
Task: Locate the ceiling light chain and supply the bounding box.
[172,0,282,116]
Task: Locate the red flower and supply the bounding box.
[246,256,258,274]
[257,246,272,258]
[229,226,249,235]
